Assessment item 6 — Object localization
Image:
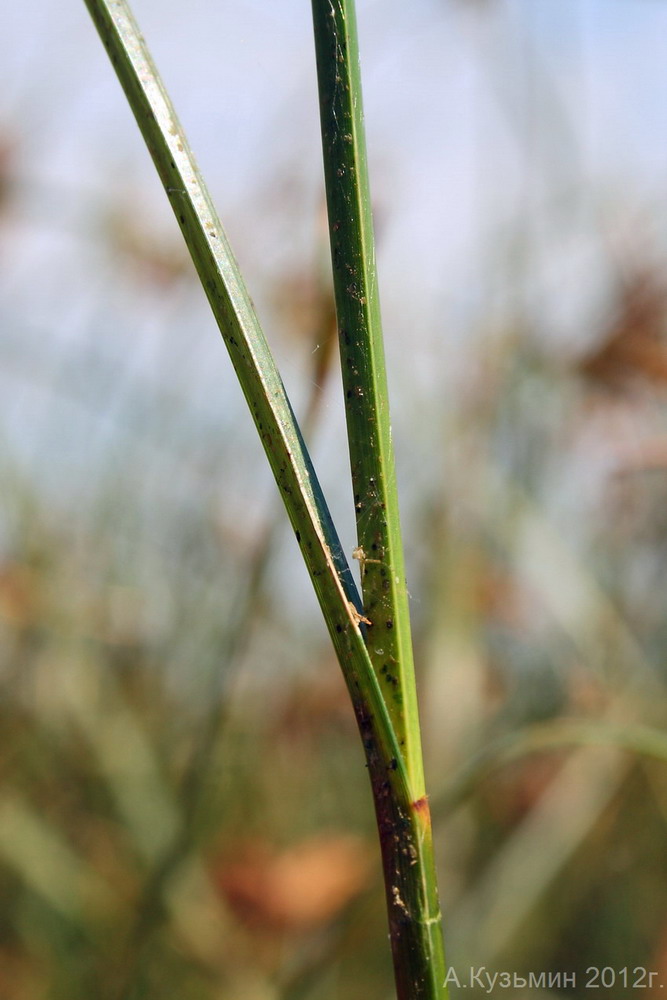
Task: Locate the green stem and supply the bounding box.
[311,2,447,996]
[83,1,447,995]
[311,0,423,793]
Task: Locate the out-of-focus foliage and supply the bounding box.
[3,1,667,997]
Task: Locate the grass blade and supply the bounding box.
[82,0,400,775]
[83,2,447,995]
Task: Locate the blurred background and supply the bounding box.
[2,0,667,997]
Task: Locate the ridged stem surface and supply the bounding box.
[83,2,448,995]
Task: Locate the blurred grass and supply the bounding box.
[4,225,667,1000]
[3,2,667,998]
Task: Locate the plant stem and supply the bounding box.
[311,0,423,790]
[311,1,448,996]
[83,1,448,995]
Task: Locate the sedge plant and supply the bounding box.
[83,0,448,996]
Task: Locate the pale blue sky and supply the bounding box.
[1,0,666,543]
